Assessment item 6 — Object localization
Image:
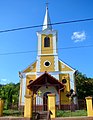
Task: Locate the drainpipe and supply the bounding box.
[59,86,65,110]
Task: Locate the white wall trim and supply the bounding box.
[21,77,26,105]
[36,56,41,72]
[26,72,37,76]
[37,33,41,55]
[54,56,59,71]
[38,53,58,56]
[59,71,75,74]
[37,29,57,35]
[51,74,59,80]
[25,71,75,76]
[69,73,75,90]
[53,34,57,55]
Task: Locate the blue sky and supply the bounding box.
[0,0,93,84]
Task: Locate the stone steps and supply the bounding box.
[33,111,50,120]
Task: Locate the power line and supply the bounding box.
[0,18,93,33]
[58,44,93,50]
[0,44,93,56]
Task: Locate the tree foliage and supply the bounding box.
[0,83,20,109]
[75,71,93,99]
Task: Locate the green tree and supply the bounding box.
[0,83,20,109]
[75,71,93,99]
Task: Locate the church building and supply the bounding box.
[19,5,76,110]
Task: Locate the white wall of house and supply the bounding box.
[36,86,59,105]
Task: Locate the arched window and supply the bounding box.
[44,36,50,47]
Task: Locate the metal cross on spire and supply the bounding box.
[46,0,49,9]
[42,0,52,30]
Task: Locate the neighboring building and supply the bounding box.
[19,5,76,109]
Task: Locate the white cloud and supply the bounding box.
[71,31,86,43]
[1,79,7,82]
[0,78,9,85]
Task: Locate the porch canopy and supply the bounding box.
[27,71,65,93]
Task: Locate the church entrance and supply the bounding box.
[32,92,51,113]
[43,92,51,111]
[27,71,64,117]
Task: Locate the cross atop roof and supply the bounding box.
[42,1,52,31]
[46,0,49,9]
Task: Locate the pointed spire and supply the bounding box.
[42,4,52,30]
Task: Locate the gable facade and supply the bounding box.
[19,5,76,107]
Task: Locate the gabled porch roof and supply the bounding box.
[27,71,65,93]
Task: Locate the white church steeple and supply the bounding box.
[42,4,52,30]
[36,4,58,74]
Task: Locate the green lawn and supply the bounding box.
[3,109,23,117]
[3,109,87,117]
[56,110,87,117]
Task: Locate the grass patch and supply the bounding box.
[3,109,23,117]
[56,110,87,117]
[3,109,87,117]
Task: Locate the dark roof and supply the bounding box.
[27,71,65,93]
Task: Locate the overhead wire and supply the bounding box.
[0,45,93,56]
[0,18,93,33]
[0,17,93,56]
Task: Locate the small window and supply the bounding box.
[44,61,51,67]
[29,80,33,83]
[45,61,50,66]
[44,36,50,47]
[62,79,67,84]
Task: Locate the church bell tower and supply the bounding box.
[36,5,59,79]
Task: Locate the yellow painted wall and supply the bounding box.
[59,74,70,92]
[0,99,4,116]
[59,73,70,104]
[24,95,33,118]
[61,92,69,104]
[58,60,74,104]
[23,62,36,73]
[27,75,36,81]
[48,94,56,118]
[59,61,73,71]
[26,75,36,95]
[40,55,55,72]
[86,97,93,116]
[41,34,53,54]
